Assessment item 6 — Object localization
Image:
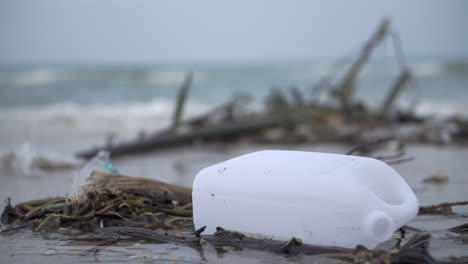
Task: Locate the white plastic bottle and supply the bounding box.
[71,151,118,195]
[192,150,419,249]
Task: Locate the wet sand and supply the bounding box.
[1,143,467,263]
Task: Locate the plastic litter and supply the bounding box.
[192,150,419,249]
[71,150,118,195]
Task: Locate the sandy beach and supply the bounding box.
[1,143,467,263]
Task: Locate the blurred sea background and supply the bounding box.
[1,59,468,153]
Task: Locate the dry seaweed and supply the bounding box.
[1,171,194,233]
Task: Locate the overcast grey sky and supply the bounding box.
[0,1,467,64]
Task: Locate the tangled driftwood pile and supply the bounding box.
[76,18,468,160]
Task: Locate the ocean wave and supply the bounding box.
[0,67,204,88]
[410,61,447,77]
[144,69,206,86]
[0,99,211,142]
[0,68,71,87]
[395,98,468,117]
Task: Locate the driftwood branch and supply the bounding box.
[93,226,439,264]
[381,70,412,119]
[419,201,468,215]
[77,113,307,159]
[171,71,193,132]
[335,18,390,118]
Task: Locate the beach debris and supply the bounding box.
[96,226,200,245]
[71,151,118,196]
[419,201,468,215]
[1,198,17,224]
[72,224,440,263]
[0,143,79,175]
[423,171,449,184]
[171,71,193,133]
[391,234,436,264]
[206,226,351,256]
[1,171,193,233]
[43,249,56,256]
[192,150,419,249]
[280,237,303,254]
[448,222,468,234]
[380,70,412,119]
[332,18,390,119]
[345,137,415,165]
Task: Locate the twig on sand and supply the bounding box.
[419,201,468,215]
